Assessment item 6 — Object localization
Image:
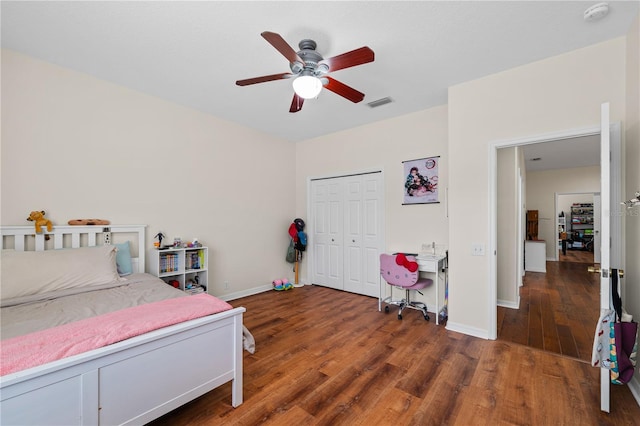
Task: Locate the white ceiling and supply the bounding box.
[1,1,638,144]
[521,134,600,171]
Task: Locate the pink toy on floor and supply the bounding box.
[272,278,293,291]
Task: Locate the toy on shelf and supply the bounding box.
[154,232,165,249]
[27,210,53,240]
[27,210,52,234]
[68,219,110,225]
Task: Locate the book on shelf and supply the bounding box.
[160,253,179,273]
[185,250,203,270]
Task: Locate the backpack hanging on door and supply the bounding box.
[609,269,638,385]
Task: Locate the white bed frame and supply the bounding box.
[0,225,245,425]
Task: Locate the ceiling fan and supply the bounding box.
[235,31,375,113]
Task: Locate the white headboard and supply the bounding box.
[0,225,147,273]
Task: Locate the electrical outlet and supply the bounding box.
[471,243,485,256]
[104,232,112,245]
[224,281,230,290]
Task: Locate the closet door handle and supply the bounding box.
[331,239,334,242]
[352,240,355,243]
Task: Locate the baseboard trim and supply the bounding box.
[498,297,520,309]
[217,284,272,302]
[446,321,490,339]
[628,375,640,407]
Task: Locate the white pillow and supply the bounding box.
[1,245,124,301]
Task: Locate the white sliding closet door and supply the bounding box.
[311,172,383,297]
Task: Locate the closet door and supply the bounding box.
[343,176,363,294]
[343,173,383,297]
[311,179,343,290]
[361,173,383,297]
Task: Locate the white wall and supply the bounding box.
[448,37,626,338]
[527,166,600,259]
[0,49,296,297]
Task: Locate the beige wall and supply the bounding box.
[0,49,296,298]
[527,166,600,259]
[448,37,626,337]
[295,106,449,285]
[625,13,640,386]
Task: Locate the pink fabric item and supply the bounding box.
[0,294,233,376]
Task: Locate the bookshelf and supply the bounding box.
[149,247,208,294]
[569,203,594,251]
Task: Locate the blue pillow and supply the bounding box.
[115,242,133,276]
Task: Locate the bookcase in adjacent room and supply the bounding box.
[569,203,594,251]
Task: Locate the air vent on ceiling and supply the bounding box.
[367,97,393,108]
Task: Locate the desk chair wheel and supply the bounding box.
[384,306,390,313]
[423,313,430,321]
[398,313,402,320]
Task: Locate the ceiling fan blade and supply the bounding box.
[236,73,293,86]
[320,46,374,72]
[323,77,365,103]
[261,31,305,65]
[290,93,304,113]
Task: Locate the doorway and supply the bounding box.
[497,140,601,362]
[491,123,622,361]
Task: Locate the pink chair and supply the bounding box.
[380,253,432,320]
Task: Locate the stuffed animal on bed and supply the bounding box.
[27,210,53,234]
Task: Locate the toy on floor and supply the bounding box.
[272,278,293,291]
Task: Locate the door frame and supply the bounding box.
[488,122,623,340]
[306,168,386,287]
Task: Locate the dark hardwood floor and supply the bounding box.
[149,285,639,425]
[498,256,599,362]
[559,248,595,264]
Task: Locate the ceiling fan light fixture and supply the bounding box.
[292,75,322,99]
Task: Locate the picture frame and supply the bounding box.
[402,156,439,205]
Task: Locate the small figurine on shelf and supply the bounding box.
[154,232,165,249]
[173,237,182,248]
[192,238,202,248]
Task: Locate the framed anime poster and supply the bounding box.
[402,156,439,205]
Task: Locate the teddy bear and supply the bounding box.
[27,210,53,234]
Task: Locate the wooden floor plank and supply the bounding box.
[149,285,639,426]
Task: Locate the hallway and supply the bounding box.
[497,257,599,362]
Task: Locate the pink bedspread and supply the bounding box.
[1,294,233,376]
